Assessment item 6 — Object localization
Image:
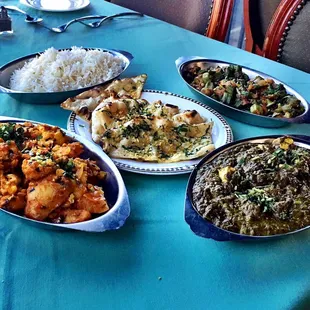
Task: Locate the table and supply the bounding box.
[1,1,310,309]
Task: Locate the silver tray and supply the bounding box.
[176,56,310,128]
[185,134,310,241]
[0,117,130,232]
[0,48,133,104]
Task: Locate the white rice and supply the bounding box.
[9,46,125,93]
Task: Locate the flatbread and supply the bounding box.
[60,74,147,121]
[91,98,214,163]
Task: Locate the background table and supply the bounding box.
[1,1,310,309]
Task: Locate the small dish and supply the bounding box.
[20,0,90,12]
[0,47,133,104]
[185,134,310,241]
[0,117,130,232]
[68,89,234,175]
[176,56,310,128]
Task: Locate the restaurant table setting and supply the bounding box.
[1,0,310,309]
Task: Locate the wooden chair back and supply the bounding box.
[244,0,282,55]
[110,0,234,41]
[263,0,310,73]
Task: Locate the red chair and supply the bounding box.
[244,0,282,55]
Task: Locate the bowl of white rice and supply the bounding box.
[0,47,133,104]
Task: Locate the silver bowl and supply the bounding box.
[176,56,310,128]
[0,117,130,232]
[0,48,133,104]
[185,134,310,241]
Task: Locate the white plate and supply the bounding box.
[67,90,233,175]
[20,0,90,12]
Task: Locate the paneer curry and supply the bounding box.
[192,137,310,236]
[0,122,109,224]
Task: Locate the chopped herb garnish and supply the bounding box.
[122,121,151,139]
[235,188,275,213]
[175,124,188,134]
[58,159,75,179]
[122,145,142,152]
[184,148,194,157]
[159,152,170,159]
[238,157,246,165]
[0,124,25,148]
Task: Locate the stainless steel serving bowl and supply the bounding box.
[0,48,133,104]
[176,56,310,128]
[0,117,130,232]
[185,134,310,241]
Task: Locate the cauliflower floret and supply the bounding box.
[0,173,21,196]
[0,141,21,172]
[72,158,106,184]
[76,184,109,214]
[27,124,68,147]
[22,156,56,182]
[52,142,84,159]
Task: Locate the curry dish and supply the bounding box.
[192,137,310,236]
[187,65,304,118]
[0,122,109,224]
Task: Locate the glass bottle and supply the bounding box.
[0,6,13,35]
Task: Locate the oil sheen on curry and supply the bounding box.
[0,122,109,224]
[192,137,310,236]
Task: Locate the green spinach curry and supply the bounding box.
[192,137,310,236]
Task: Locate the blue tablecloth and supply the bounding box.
[1,1,310,309]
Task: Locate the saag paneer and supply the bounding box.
[192,137,310,236]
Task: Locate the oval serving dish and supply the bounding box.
[176,56,310,128]
[0,117,130,232]
[185,134,310,241]
[0,48,133,104]
[68,89,234,175]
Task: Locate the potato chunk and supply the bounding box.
[25,175,72,221]
[48,208,91,224]
[63,210,92,223]
[0,189,27,212]
[76,185,109,214]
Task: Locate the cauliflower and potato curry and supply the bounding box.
[0,122,109,224]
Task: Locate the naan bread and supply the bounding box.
[105,74,147,99]
[92,98,214,163]
[60,74,147,121]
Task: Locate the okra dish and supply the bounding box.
[192,137,310,236]
[188,65,305,118]
[0,122,109,224]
